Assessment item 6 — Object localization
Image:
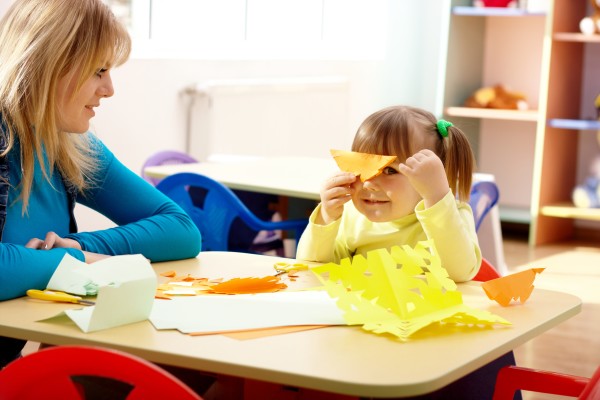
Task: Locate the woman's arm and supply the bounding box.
[0,244,84,301]
[68,140,201,262]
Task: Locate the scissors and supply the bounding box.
[26,289,95,306]
[273,262,309,276]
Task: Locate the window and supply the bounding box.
[106,0,388,60]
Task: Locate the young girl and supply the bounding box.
[0,0,201,367]
[296,105,481,282]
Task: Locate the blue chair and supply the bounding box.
[156,172,308,254]
[470,180,502,282]
[469,180,500,232]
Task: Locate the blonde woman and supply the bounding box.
[0,0,201,366]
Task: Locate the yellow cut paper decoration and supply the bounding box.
[330,149,397,182]
[311,240,510,340]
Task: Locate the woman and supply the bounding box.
[0,0,201,367]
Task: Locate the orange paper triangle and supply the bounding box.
[330,149,397,182]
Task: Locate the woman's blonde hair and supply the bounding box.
[351,105,475,201]
[0,0,131,212]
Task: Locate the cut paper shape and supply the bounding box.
[312,240,511,340]
[208,276,287,294]
[39,254,156,333]
[482,268,545,307]
[330,149,397,182]
[149,291,345,334]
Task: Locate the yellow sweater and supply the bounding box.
[296,191,481,282]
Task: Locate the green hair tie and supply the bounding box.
[437,119,453,138]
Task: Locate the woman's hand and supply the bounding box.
[25,231,81,251]
[317,171,356,225]
[25,231,110,263]
[398,149,450,208]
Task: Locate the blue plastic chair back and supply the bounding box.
[142,150,198,186]
[156,172,308,253]
[469,181,500,232]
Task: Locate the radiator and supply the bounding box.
[182,76,349,161]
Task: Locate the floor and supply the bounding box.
[501,229,600,400]
[21,229,600,399]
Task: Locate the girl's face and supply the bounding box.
[56,66,114,133]
[351,163,421,222]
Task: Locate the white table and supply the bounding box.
[0,252,581,398]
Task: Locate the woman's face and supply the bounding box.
[56,66,114,133]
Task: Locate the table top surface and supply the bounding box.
[0,252,581,398]
[144,156,337,200]
[144,156,497,202]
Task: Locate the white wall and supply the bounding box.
[0,0,449,230]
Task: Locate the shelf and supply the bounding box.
[445,107,538,121]
[453,6,545,17]
[541,203,600,221]
[547,119,600,130]
[499,205,531,224]
[553,32,600,43]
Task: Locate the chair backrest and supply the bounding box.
[142,150,198,186]
[469,181,502,282]
[0,345,202,400]
[492,365,600,400]
[469,180,500,232]
[156,172,308,252]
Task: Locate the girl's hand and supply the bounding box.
[398,149,450,208]
[25,231,82,251]
[317,171,356,225]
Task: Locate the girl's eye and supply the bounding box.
[95,68,107,78]
[382,166,398,175]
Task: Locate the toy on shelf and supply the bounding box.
[580,0,600,35]
[572,94,600,208]
[464,84,529,110]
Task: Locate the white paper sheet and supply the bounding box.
[39,254,156,333]
[149,290,346,334]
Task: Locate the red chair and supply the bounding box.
[0,345,202,399]
[472,257,501,282]
[492,365,600,400]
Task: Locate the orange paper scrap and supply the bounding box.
[330,149,397,182]
[312,240,510,340]
[208,276,287,295]
[482,268,545,307]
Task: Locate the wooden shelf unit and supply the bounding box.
[444,0,600,246]
[531,0,599,245]
[443,1,546,227]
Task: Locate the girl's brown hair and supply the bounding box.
[0,0,131,212]
[351,105,475,201]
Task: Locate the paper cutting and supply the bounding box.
[330,149,397,182]
[209,276,287,294]
[39,254,156,333]
[312,240,510,340]
[482,268,545,306]
[149,291,345,334]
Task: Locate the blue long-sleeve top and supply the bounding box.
[0,135,201,301]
